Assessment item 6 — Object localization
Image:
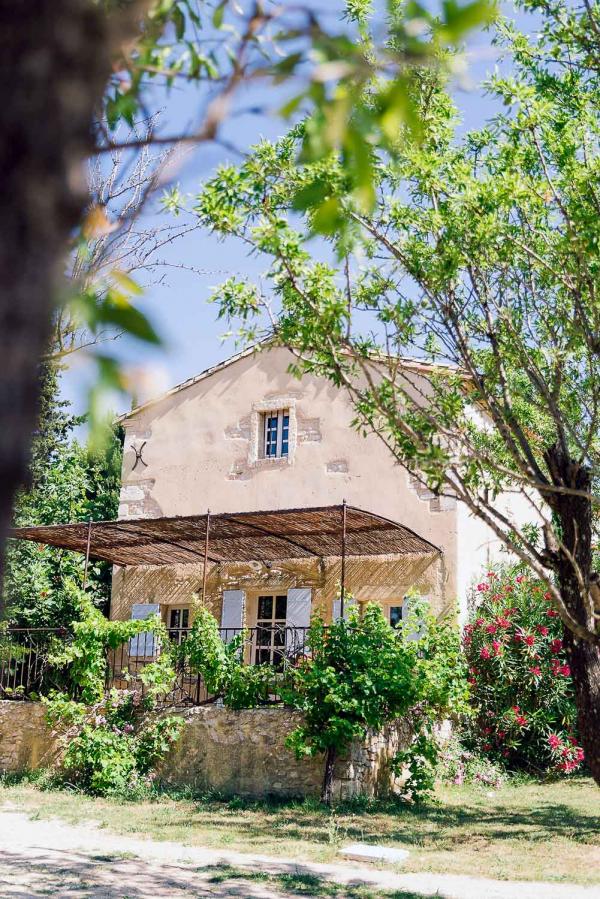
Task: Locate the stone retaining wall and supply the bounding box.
[158,706,411,800]
[0,701,410,800]
[0,701,59,773]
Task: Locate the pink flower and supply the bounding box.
[514,633,523,644]
[498,730,506,739]
[487,571,498,579]
[546,609,559,618]
[524,634,535,647]
[475,617,485,627]
[544,591,552,600]
[483,743,492,751]
[468,677,477,686]
[536,625,549,636]
[477,582,490,592]
[516,575,525,583]
[486,624,498,634]
[492,640,503,656]
[515,714,527,727]
[551,659,561,675]
[480,646,491,660]
[529,666,541,676]
[550,638,563,653]
[504,585,514,593]
[496,617,511,629]
[463,636,472,646]
[576,748,585,761]
[548,734,561,750]
[559,664,571,677]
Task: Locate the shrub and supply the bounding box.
[437,734,507,789]
[463,565,583,775]
[45,689,183,797]
[180,607,276,709]
[282,598,468,804]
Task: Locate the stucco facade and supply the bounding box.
[111,345,505,630]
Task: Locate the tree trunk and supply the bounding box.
[0,2,141,615]
[321,744,337,805]
[544,442,600,784]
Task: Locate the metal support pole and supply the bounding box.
[340,499,347,619]
[83,519,92,590]
[202,509,211,605]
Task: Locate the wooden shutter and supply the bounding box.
[129,603,160,657]
[221,589,245,643]
[332,596,358,621]
[286,588,312,652]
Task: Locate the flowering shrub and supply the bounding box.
[45,689,183,797]
[437,734,507,789]
[464,565,583,775]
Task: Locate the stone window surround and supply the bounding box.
[248,398,297,467]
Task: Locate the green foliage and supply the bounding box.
[180,607,275,709]
[391,732,439,804]
[45,689,183,797]
[437,733,507,788]
[282,601,468,769]
[4,365,122,629]
[463,565,584,775]
[48,588,175,703]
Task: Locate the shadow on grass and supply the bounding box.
[206,864,427,899]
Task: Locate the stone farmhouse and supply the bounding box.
[107,343,513,648]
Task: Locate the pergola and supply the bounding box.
[10,503,440,616]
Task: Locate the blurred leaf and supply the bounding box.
[440,0,496,41]
[82,206,116,239]
[111,270,144,296]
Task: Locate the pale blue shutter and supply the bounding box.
[220,590,245,643]
[129,603,160,657]
[286,588,312,653]
[332,596,358,621]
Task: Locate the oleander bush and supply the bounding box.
[463,565,584,775]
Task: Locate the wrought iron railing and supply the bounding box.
[0,628,68,699]
[106,626,311,706]
[0,625,311,706]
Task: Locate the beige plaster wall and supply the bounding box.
[158,705,411,800]
[113,345,464,618]
[0,701,58,772]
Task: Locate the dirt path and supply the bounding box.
[1,804,599,899]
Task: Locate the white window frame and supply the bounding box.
[166,606,190,644]
[248,398,297,466]
[263,409,289,459]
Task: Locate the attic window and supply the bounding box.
[262,409,289,458]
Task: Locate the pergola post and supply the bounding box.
[340,499,347,619]
[82,519,92,590]
[202,509,211,605]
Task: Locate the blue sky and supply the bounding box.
[62,1,535,420]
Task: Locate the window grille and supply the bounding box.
[263,409,290,458]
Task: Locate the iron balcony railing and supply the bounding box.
[106,625,312,706]
[0,627,69,699]
[0,625,312,706]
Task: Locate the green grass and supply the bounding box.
[1,776,599,885]
[206,866,425,898]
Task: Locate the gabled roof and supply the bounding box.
[116,339,461,425]
[116,342,266,425]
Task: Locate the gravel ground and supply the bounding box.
[1,804,599,899]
